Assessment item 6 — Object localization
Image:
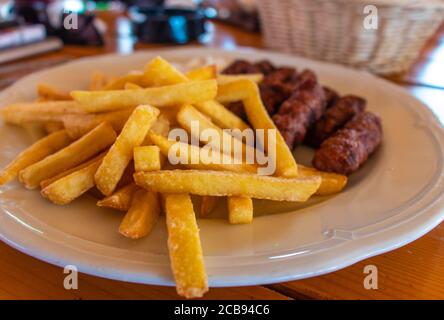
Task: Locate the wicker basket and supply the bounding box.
[257,0,444,75]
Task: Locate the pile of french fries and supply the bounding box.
[0,56,347,298]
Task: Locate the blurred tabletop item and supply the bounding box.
[0,7,443,300]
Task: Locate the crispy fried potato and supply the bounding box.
[133,146,164,172]
[186,65,217,81]
[217,79,299,177]
[194,100,250,131]
[217,73,263,85]
[97,183,138,211]
[148,132,258,174]
[40,151,107,189]
[135,170,321,202]
[164,194,208,298]
[37,83,71,101]
[0,130,72,185]
[62,108,134,139]
[177,105,256,159]
[298,165,347,196]
[119,188,160,239]
[1,101,85,125]
[44,121,64,133]
[19,123,116,189]
[227,196,253,224]
[124,83,142,90]
[103,72,146,90]
[41,154,105,205]
[200,196,218,218]
[143,56,188,86]
[95,105,159,196]
[72,80,217,113]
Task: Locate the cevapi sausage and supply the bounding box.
[312,112,382,175]
[305,95,366,147]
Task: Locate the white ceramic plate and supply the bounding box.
[0,47,443,287]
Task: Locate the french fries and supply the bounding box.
[143,56,188,86]
[103,72,147,90]
[194,100,250,131]
[165,194,208,298]
[95,105,159,196]
[217,79,299,177]
[119,188,160,239]
[90,71,108,90]
[1,101,85,125]
[97,183,138,211]
[135,170,321,202]
[200,196,218,217]
[41,154,105,205]
[148,132,257,174]
[37,83,71,101]
[0,130,72,185]
[40,151,107,189]
[19,122,116,189]
[71,80,217,113]
[298,165,347,196]
[227,196,253,224]
[186,65,217,81]
[217,73,263,85]
[62,108,134,139]
[133,146,164,172]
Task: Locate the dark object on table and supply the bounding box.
[56,13,104,46]
[305,95,367,147]
[312,112,383,175]
[129,6,207,44]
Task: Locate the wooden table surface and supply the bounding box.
[0,11,443,300]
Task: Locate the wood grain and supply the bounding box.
[0,9,443,300]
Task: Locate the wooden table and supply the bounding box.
[0,11,443,300]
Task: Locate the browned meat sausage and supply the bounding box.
[312,112,382,175]
[322,86,339,108]
[305,95,366,147]
[272,83,327,148]
[222,59,260,75]
[254,60,276,75]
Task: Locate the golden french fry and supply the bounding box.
[40,151,107,189]
[227,196,253,224]
[217,79,298,177]
[62,108,135,139]
[164,194,208,298]
[90,71,108,90]
[103,72,146,90]
[37,83,71,101]
[143,56,188,86]
[97,183,138,211]
[41,154,105,205]
[298,165,347,196]
[135,170,321,202]
[1,101,85,125]
[19,123,116,189]
[133,146,164,172]
[95,105,159,196]
[72,80,217,113]
[44,121,64,133]
[124,83,142,90]
[176,105,256,159]
[217,73,263,85]
[194,100,250,131]
[0,130,72,185]
[200,196,218,218]
[148,132,257,174]
[119,188,160,239]
[186,65,217,81]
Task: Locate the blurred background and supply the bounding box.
[0,0,443,76]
